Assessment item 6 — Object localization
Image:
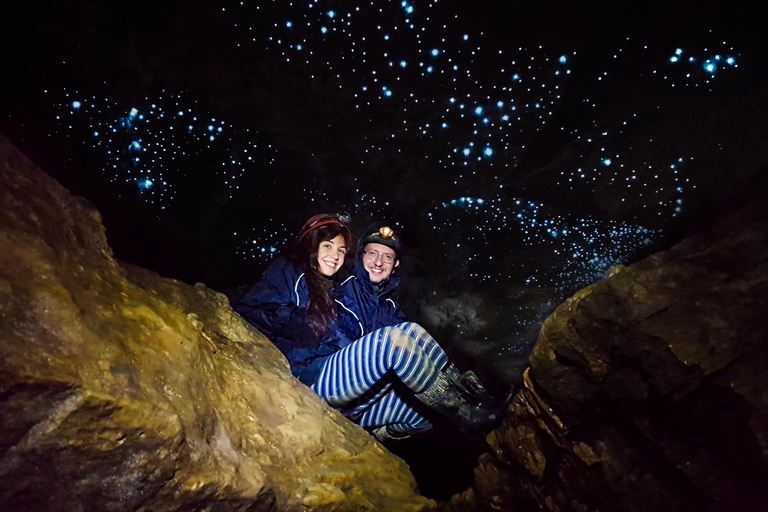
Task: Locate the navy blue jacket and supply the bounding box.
[235,258,364,385]
[337,256,406,335]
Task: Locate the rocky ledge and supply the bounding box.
[0,135,433,512]
[4,132,767,512]
[445,183,768,511]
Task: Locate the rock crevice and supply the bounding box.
[446,197,768,512]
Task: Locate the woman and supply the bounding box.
[235,213,361,386]
[236,214,498,441]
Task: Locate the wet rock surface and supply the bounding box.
[4,131,768,512]
[444,194,768,511]
[0,135,433,512]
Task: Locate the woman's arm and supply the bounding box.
[235,260,316,343]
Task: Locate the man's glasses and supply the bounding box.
[363,250,395,264]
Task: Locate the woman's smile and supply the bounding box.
[317,234,347,276]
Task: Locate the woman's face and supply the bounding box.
[316,234,348,276]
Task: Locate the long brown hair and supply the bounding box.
[294,218,352,335]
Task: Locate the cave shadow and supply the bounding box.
[381,415,491,501]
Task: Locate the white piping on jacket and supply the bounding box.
[296,272,364,337]
[295,273,305,305]
[335,299,365,337]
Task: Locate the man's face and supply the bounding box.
[362,242,399,284]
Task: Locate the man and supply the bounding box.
[334,221,499,440]
[339,221,406,335]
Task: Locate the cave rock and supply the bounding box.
[0,136,433,512]
[447,197,768,511]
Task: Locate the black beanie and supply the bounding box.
[358,221,402,258]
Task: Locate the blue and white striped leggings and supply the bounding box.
[311,322,449,435]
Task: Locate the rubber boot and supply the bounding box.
[416,365,501,431]
[455,369,491,401]
[370,425,411,442]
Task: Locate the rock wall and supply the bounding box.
[0,135,434,512]
[445,195,768,511]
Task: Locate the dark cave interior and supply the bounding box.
[2,0,767,500]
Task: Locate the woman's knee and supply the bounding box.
[382,325,422,352]
[394,321,429,337]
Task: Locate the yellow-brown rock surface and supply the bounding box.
[0,135,434,512]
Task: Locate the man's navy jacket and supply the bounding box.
[339,257,405,334]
